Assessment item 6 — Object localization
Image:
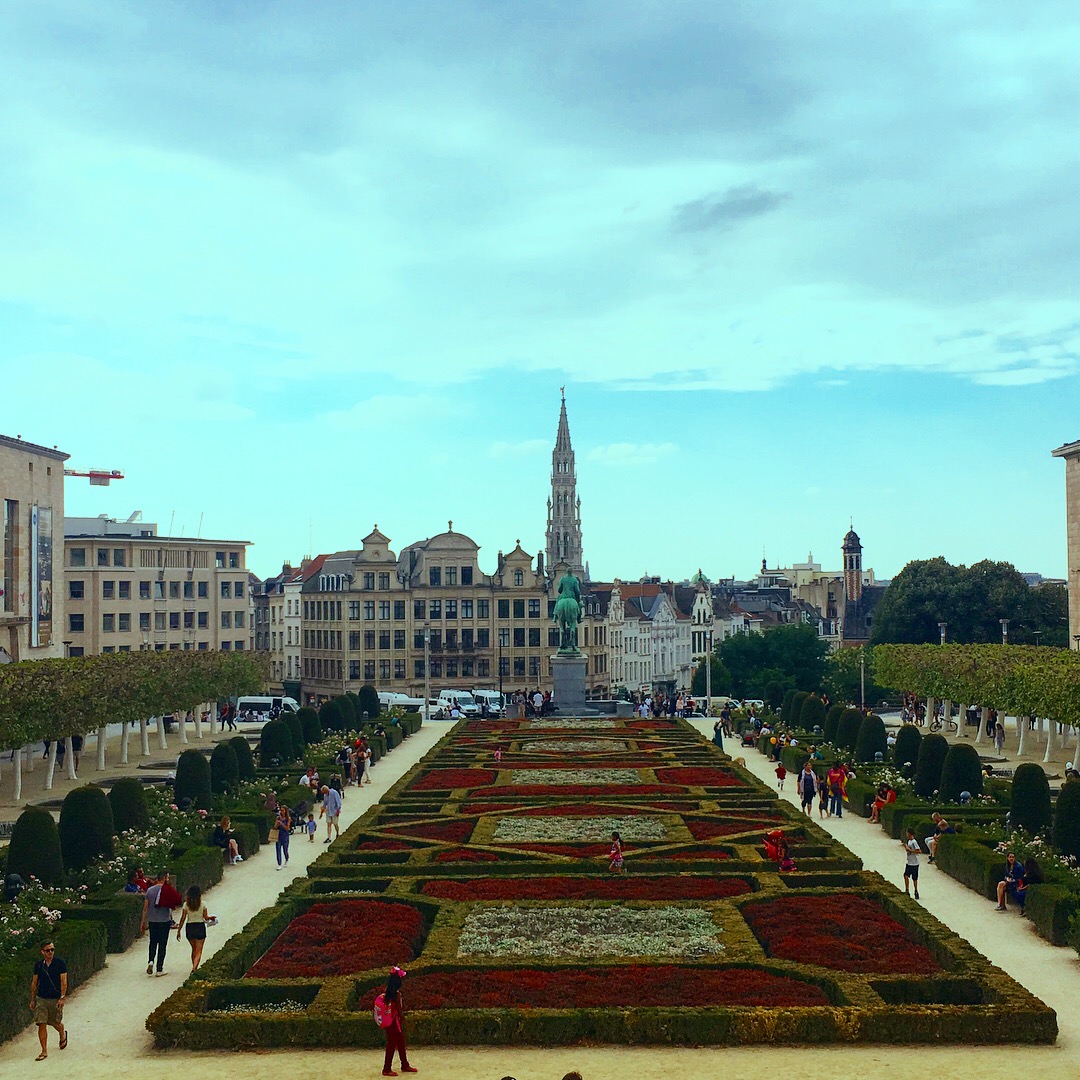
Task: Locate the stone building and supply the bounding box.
[255,560,315,695]
[63,514,251,655]
[0,434,68,662]
[1052,438,1080,644]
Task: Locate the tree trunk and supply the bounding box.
[926,697,936,728]
[179,711,189,745]
[96,726,107,771]
[66,736,78,781]
[140,718,150,757]
[1043,717,1057,764]
[25,744,34,773]
[156,714,167,751]
[1017,716,1027,756]
[43,741,57,791]
[210,702,218,735]
[975,706,987,746]
[957,702,967,738]
[193,707,203,741]
[120,721,130,765]
[13,748,22,802]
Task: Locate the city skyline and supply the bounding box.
[4,3,1078,581]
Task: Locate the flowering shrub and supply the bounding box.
[742,895,940,974]
[509,843,615,857]
[432,848,499,863]
[0,881,77,961]
[524,739,631,753]
[688,818,783,840]
[457,906,722,959]
[409,769,497,791]
[511,769,642,785]
[492,815,667,843]
[358,965,830,1010]
[421,876,753,901]
[655,767,745,787]
[246,900,428,978]
[385,820,475,843]
[468,784,674,797]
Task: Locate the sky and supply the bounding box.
[3,1,1078,583]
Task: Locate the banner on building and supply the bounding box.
[30,505,54,648]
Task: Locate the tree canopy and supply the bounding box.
[717,624,829,699]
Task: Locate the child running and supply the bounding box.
[609,831,625,875]
[774,762,787,790]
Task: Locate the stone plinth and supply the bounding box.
[551,653,588,715]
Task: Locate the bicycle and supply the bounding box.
[928,715,958,734]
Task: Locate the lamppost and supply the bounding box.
[704,620,713,716]
[1000,618,1009,645]
[62,639,72,659]
[1073,634,1080,651]
[423,622,431,721]
[1033,630,1042,647]
[938,622,947,646]
[497,633,504,701]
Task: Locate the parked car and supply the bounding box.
[741,699,765,712]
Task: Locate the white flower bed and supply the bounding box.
[528,719,617,729]
[492,815,667,842]
[511,768,640,785]
[524,739,630,753]
[458,906,723,959]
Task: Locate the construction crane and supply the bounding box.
[64,468,125,486]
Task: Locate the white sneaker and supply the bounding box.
[235,855,243,862]
[155,970,167,977]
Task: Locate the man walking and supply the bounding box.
[903,828,922,900]
[320,784,342,843]
[142,871,176,977]
[29,940,67,1060]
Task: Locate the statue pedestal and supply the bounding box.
[551,654,588,715]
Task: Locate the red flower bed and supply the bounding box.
[473,784,676,797]
[688,820,784,840]
[356,839,414,851]
[506,843,614,857]
[246,901,427,979]
[432,848,499,863]
[625,720,677,729]
[668,848,732,861]
[742,895,941,974]
[386,820,475,843]
[421,875,753,901]
[655,767,745,787]
[409,768,497,791]
[357,965,828,1010]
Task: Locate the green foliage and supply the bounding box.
[853,714,888,762]
[319,699,346,733]
[933,834,1003,900]
[764,681,785,710]
[175,748,213,809]
[1025,885,1078,947]
[341,693,360,727]
[260,718,298,767]
[787,692,809,728]
[718,624,828,700]
[210,740,240,795]
[823,705,845,743]
[7,806,64,886]
[283,708,304,748]
[834,708,863,752]
[892,724,922,776]
[938,743,983,801]
[780,689,799,726]
[297,707,322,744]
[822,646,884,706]
[1010,763,1052,837]
[107,777,150,834]
[357,685,381,722]
[914,734,949,798]
[59,785,116,872]
[798,695,826,731]
[691,654,731,697]
[1053,778,1080,861]
[229,736,256,781]
[60,893,144,952]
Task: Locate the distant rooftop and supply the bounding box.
[0,433,69,461]
[64,513,249,545]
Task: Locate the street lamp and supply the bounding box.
[1033,630,1042,647]
[423,622,431,721]
[62,639,72,658]
[497,632,504,701]
[938,622,947,645]
[704,620,713,715]
[1073,634,1080,651]
[999,619,1009,645]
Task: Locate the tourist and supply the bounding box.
[902,828,921,900]
[381,965,416,1075]
[609,831,625,875]
[995,851,1024,911]
[274,804,292,870]
[818,777,829,819]
[994,720,1005,755]
[826,761,847,818]
[321,784,342,843]
[262,790,278,813]
[712,717,724,749]
[175,885,209,972]
[213,816,242,864]
[797,762,818,817]
[307,812,317,842]
[926,812,954,862]
[362,744,373,784]
[29,939,67,1060]
[774,762,786,790]
[142,871,181,976]
[868,783,896,824]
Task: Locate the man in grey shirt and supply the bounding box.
[320,785,343,843]
[141,872,176,976]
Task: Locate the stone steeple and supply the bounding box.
[546,388,584,580]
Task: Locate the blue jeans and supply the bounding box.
[829,793,843,817]
[276,832,290,866]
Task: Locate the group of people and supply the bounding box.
[631,692,699,718]
[332,737,375,786]
[995,850,1044,913]
[791,759,854,819]
[507,689,554,717]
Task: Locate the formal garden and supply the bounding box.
[146,713,1055,1048]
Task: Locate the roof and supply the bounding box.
[1051,439,1080,459]
[0,434,70,462]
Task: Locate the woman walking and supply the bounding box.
[381,966,416,1076]
[175,885,209,971]
[274,804,292,870]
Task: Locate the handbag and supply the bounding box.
[268,826,280,842]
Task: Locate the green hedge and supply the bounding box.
[843,778,877,818]
[1024,884,1078,947]
[934,835,1004,900]
[171,843,225,896]
[60,892,144,952]
[384,725,404,749]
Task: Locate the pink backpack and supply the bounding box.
[372,993,393,1028]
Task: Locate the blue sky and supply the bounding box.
[4,2,1077,582]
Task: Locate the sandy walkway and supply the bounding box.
[3,718,1076,1080]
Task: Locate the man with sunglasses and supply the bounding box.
[29,940,67,1060]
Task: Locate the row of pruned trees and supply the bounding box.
[0,650,266,800]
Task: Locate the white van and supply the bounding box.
[434,690,479,717]
[471,689,505,716]
[379,691,426,713]
[235,696,299,717]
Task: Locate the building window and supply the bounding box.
[235,581,244,598]
[102,580,115,599]
[229,552,240,569]
[413,599,425,620]
[394,659,405,679]
[529,656,540,677]
[167,612,178,630]
[513,657,525,676]
[499,657,509,677]
[461,599,473,619]
[221,581,230,598]
[379,631,391,650]
[394,629,406,649]
[348,600,360,620]
[364,660,376,680]
[153,581,166,600]
[234,611,245,627]
[221,612,232,629]
[477,628,489,647]
[498,628,510,648]
[221,641,231,651]
[430,660,442,678]
[363,601,375,621]
[102,613,116,632]
[529,628,540,647]
[216,551,225,569]
[198,612,208,628]
[446,660,458,677]
[414,659,425,678]
[462,659,473,677]
[477,659,489,677]
[394,600,405,620]
[139,580,152,598]
[429,600,441,619]
[97,547,109,566]
[184,612,194,629]
[378,601,390,620]
[514,569,524,586]
[349,630,360,650]
[528,599,541,618]
[113,549,125,566]
[478,599,489,619]
[549,628,560,647]
[119,613,131,632]
[169,581,180,599]
[429,567,441,586]
[364,629,376,650]
[198,581,208,598]
[461,566,473,585]
[513,599,525,619]
[139,612,150,631]
[70,547,86,567]
[349,659,360,679]
[513,628,525,647]
[69,580,84,599]
[445,599,457,619]
[379,659,390,680]
[183,581,194,599]
[119,580,130,599]
[69,613,84,633]
[378,572,390,590]
[446,566,457,585]
[363,572,375,590]
[497,600,509,618]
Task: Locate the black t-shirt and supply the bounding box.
[34,958,67,999]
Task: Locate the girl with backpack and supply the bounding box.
[375,966,416,1076]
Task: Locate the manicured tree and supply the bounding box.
[1010,763,1052,836]
[835,709,863,753]
[914,734,950,798]
[319,698,345,733]
[210,740,240,795]
[780,689,799,726]
[939,743,983,802]
[344,692,361,726]
[765,681,785,712]
[108,777,150,834]
[175,748,213,809]
[230,735,256,781]
[284,709,305,750]
[823,705,845,744]
[7,806,64,886]
[854,713,888,762]
[799,695,826,732]
[259,718,297,767]
[59,785,115,872]
[357,684,381,722]
[297,706,322,745]
[789,691,810,728]
[1054,778,1080,861]
[892,724,922,776]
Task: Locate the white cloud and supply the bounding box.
[587,442,678,467]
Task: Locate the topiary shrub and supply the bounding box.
[835,709,863,753]
[59,785,115,872]
[7,805,64,885]
[892,724,922,777]
[210,741,240,795]
[823,705,845,743]
[1053,778,1080,862]
[229,736,256,781]
[765,681,785,712]
[297,707,322,745]
[914,733,950,798]
[799,695,826,731]
[259,718,297,767]
[108,777,150,834]
[780,689,799,726]
[939,743,983,802]
[357,684,381,722]
[175,748,212,810]
[284,709,305,749]
[1010,763,1051,836]
[854,714,888,762]
[339,694,359,728]
[319,699,346,733]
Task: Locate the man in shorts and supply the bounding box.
[320,784,342,843]
[29,939,67,1060]
[903,828,922,900]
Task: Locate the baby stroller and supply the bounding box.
[288,799,310,833]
